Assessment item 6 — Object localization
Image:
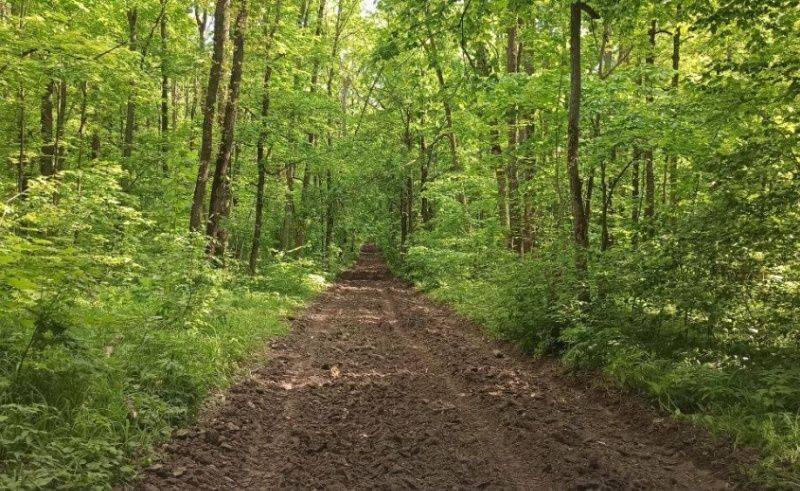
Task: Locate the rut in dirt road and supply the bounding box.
[140,246,745,490]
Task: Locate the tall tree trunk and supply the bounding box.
[295,0,327,251]
[123,9,138,160]
[39,81,55,176]
[419,128,432,225]
[249,0,283,275]
[53,80,67,172]
[600,156,610,251]
[668,17,681,210]
[190,0,230,232]
[567,2,596,305]
[281,162,296,250]
[206,1,248,259]
[631,147,641,248]
[643,19,657,225]
[491,130,509,232]
[160,10,170,173]
[401,114,414,248]
[506,21,521,252]
[17,88,27,193]
[323,0,350,265]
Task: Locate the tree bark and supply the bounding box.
[17,88,27,193]
[419,128,432,224]
[206,1,248,259]
[567,2,595,304]
[53,80,67,172]
[668,19,681,209]
[39,81,55,176]
[123,9,138,160]
[160,8,170,173]
[506,21,521,252]
[643,19,657,224]
[250,0,283,275]
[296,0,327,250]
[190,0,230,232]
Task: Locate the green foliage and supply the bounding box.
[0,156,331,489]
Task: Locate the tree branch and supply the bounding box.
[577,2,600,20]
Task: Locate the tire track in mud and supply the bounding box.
[139,246,750,490]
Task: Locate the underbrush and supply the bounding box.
[0,261,328,489]
[0,169,333,488]
[395,236,800,487]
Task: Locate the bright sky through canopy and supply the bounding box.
[362,0,378,15]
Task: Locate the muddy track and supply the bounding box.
[139,246,749,490]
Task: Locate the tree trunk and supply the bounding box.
[567,1,593,304]
[600,157,610,251]
[643,19,657,224]
[190,0,230,232]
[39,81,55,176]
[123,9,138,160]
[668,19,681,210]
[249,0,283,275]
[53,80,67,172]
[419,129,432,224]
[631,147,641,248]
[206,1,248,259]
[17,88,27,193]
[491,130,509,232]
[295,0,327,251]
[506,21,521,252]
[160,9,170,173]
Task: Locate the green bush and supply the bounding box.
[0,169,331,489]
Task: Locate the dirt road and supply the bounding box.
[140,247,745,489]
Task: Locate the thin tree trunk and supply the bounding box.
[39,81,55,176]
[160,10,170,173]
[567,1,596,305]
[668,19,681,210]
[123,9,138,160]
[295,0,327,250]
[249,0,283,275]
[491,130,509,232]
[190,0,230,232]
[600,156,610,251]
[643,19,657,225]
[17,88,27,193]
[53,80,67,172]
[419,129,432,224]
[631,147,641,248]
[506,21,521,252]
[206,1,248,259]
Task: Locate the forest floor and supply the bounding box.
[138,246,753,490]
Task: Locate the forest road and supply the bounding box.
[139,246,745,490]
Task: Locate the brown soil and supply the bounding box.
[138,246,752,490]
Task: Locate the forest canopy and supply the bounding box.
[0,0,798,487]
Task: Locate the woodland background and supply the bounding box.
[0,0,798,487]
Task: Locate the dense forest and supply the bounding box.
[0,0,798,487]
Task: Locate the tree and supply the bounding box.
[206,0,248,259]
[190,0,230,232]
[566,1,599,304]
